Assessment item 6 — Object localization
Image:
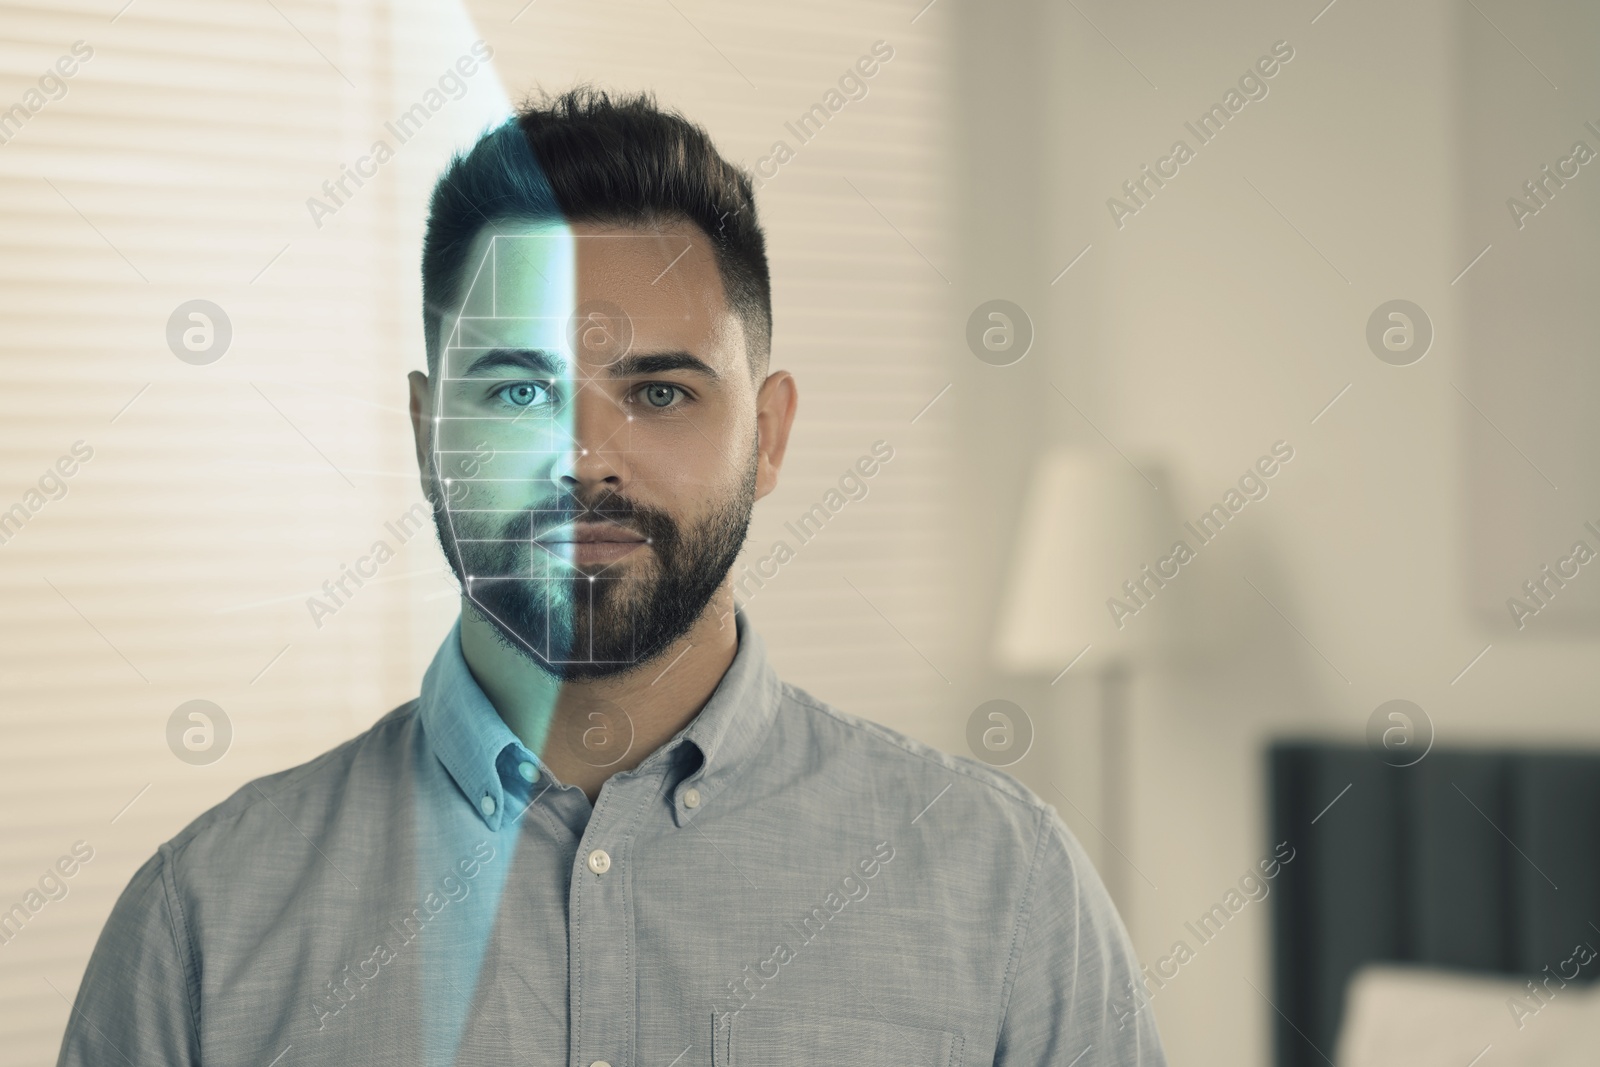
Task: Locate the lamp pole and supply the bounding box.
[1099,655,1132,920]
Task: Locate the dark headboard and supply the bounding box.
[1268,742,1600,1067]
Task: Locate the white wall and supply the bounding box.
[983,2,1600,1065]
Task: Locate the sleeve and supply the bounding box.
[992,809,1167,1067]
[56,847,201,1067]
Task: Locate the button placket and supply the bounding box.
[570,772,658,1067]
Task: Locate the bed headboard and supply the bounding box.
[1268,741,1600,1067]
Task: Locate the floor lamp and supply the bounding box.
[993,449,1167,919]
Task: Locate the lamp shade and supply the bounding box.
[993,448,1175,673]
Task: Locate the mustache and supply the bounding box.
[509,492,673,543]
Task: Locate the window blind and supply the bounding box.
[0,0,954,1059]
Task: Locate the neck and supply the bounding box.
[458,588,741,802]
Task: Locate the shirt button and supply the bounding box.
[683,787,701,809]
[479,794,496,817]
[591,1061,612,1067]
[586,849,611,875]
[518,760,538,783]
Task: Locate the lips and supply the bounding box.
[533,521,647,545]
[532,520,649,568]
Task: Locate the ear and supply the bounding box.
[408,370,434,499]
[753,369,798,501]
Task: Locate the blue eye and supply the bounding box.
[496,382,548,408]
[640,384,682,408]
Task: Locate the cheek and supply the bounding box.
[437,436,556,516]
[437,404,567,490]
[627,399,752,494]
[628,438,713,503]
[472,450,554,509]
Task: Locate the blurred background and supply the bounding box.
[2,0,1598,1064]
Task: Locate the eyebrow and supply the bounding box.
[453,348,722,382]
[457,348,565,378]
[611,352,721,381]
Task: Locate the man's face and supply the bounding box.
[414,219,763,679]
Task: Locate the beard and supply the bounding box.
[429,451,756,681]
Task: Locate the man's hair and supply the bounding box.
[422,87,771,378]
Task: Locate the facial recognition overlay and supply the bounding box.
[427,226,755,685]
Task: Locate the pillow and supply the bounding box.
[1336,963,1600,1067]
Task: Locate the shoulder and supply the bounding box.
[774,680,1059,843]
[75,702,422,1034]
[767,681,1118,947]
[160,701,419,880]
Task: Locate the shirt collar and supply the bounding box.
[417,619,534,832]
[417,611,781,830]
[666,610,782,821]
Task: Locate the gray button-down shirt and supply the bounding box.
[59,613,1166,1067]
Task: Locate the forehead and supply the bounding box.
[438,218,742,375]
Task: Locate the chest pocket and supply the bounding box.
[716,1011,962,1067]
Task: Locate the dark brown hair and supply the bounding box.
[421,87,771,376]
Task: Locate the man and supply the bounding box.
[60,89,1166,1067]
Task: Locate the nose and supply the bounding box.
[551,381,628,494]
